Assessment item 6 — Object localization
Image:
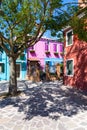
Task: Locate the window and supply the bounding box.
[30,46,34,50]
[16,64,21,78]
[0,46,3,53]
[66,59,74,76]
[20,53,25,60]
[45,40,50,52]
[60,44,63,53]
[30,46,35,52]
[0,63,4,73]
[66,30,73,46]
[53,44,57,52]
[17,53,25,60]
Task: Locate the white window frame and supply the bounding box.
[57,44,59,52]
[66,29,73,47]
[66,58,74,77]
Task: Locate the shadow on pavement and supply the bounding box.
[0,80,87,120]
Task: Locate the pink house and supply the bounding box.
[27,37,63,75]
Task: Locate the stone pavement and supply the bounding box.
[0,80,87,130]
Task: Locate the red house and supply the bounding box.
[63,1,87,90]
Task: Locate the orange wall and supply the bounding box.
[64,32,87,90]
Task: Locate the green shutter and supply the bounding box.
[0,63,4,73]
[0,46,3,53]
[20,54,25,60]
[2,63,4,73]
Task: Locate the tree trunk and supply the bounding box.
[9,56,17,95]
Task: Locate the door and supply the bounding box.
[16,64,21,78]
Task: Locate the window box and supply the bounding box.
[45,51,50,54]
[60,52,63,55]
[54,52,59,55]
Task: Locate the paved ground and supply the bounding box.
[0,80,87,130]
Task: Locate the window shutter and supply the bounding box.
[0,63,4,73]
[2,63,4,73]
[54,44,57,52]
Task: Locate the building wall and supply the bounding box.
[63,30,87,90]
[0,51,8,80]
[0,50,27,81]
[27,38,63,72]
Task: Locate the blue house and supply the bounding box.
[0,47,27,81]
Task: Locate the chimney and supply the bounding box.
[78,0,87,8]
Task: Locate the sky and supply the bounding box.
[44,0,78,40]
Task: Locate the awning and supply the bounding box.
[45,58,63,63]
[28,58,39,61]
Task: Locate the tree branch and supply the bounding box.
[0,38,10,56]
[0,32,10,43]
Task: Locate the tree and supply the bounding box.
[0,0,67,95]
[70,6,87,42]
[49,1,87,42]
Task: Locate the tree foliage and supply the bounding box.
[70,6,87,42]
[0,0,68,95]
[1,0,63,57]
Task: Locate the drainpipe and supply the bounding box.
[5,53,7,80]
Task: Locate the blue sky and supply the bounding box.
[44,0,78,39]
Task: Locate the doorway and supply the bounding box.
[16,64,21,78]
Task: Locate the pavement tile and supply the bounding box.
[57,121,67,130]
[74,127,86,130]
[42,118,51,125]
[13,124,24,130]
[65,121,78,129]
[0,126,4,130]
[0,80,87,130]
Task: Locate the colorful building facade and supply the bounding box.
[63,1,87,90]
[0,47,27,81]
[0,38,63,81]
[63,28,87,90]
[27,37,63,75]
